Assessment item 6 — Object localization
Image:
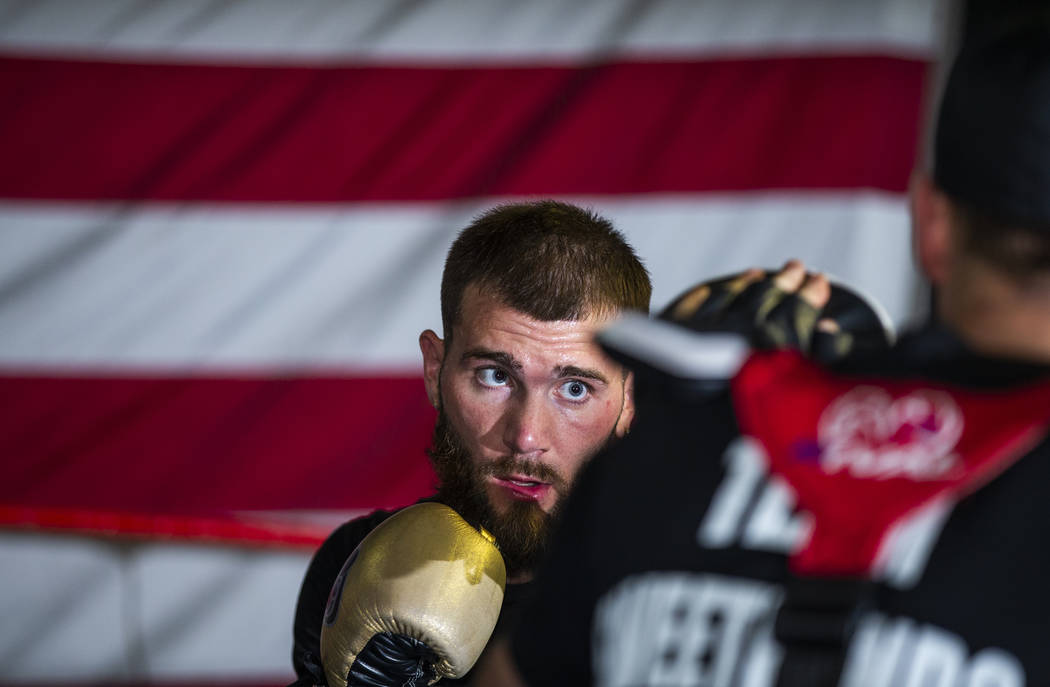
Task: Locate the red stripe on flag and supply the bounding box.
[0,54,926,201]
[0,505,333,549]
[0,375,437,516]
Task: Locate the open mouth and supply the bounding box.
[492,475,551,501]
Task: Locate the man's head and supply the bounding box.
[912,15,1050,345]
[418,200,651,578]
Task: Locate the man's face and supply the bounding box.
[419,286,634,577]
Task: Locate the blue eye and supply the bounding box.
[477,367,510,387]
[560,379,590,401]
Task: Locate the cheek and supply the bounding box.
[441,377,502,447]
[555,397,621,460]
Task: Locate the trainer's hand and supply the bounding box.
[320,502,506,687]
[660,260,892,362]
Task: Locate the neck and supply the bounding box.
[939,258,1050,363]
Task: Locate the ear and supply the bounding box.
[614,370,636,438]
[910,171,953,285]
[419,329,445,410]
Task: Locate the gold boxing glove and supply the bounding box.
[320,502,506,687]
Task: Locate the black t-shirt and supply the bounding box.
[511,327,1050,686]
[292,500,535,686]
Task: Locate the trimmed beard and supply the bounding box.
[426,410,570,579]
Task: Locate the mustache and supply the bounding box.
[478,454,566,488]
[427,408,568,490]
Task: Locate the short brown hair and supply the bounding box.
[440,200,651,342]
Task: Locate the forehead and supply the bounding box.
[451,286,616,367]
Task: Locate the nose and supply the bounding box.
[502,393,550,457]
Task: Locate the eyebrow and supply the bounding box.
[461,348,523,371]
[555,365,609,385]
[461,349,609,385]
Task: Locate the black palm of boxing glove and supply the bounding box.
[345,633,437,686]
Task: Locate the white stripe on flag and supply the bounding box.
[0,193,920,371]
[0,530,306,682]
[0,0,943,63]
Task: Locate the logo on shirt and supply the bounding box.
[813,387,963,480]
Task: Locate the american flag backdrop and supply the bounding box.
[0,1,945,684]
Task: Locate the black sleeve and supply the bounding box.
[291,509,396,682]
